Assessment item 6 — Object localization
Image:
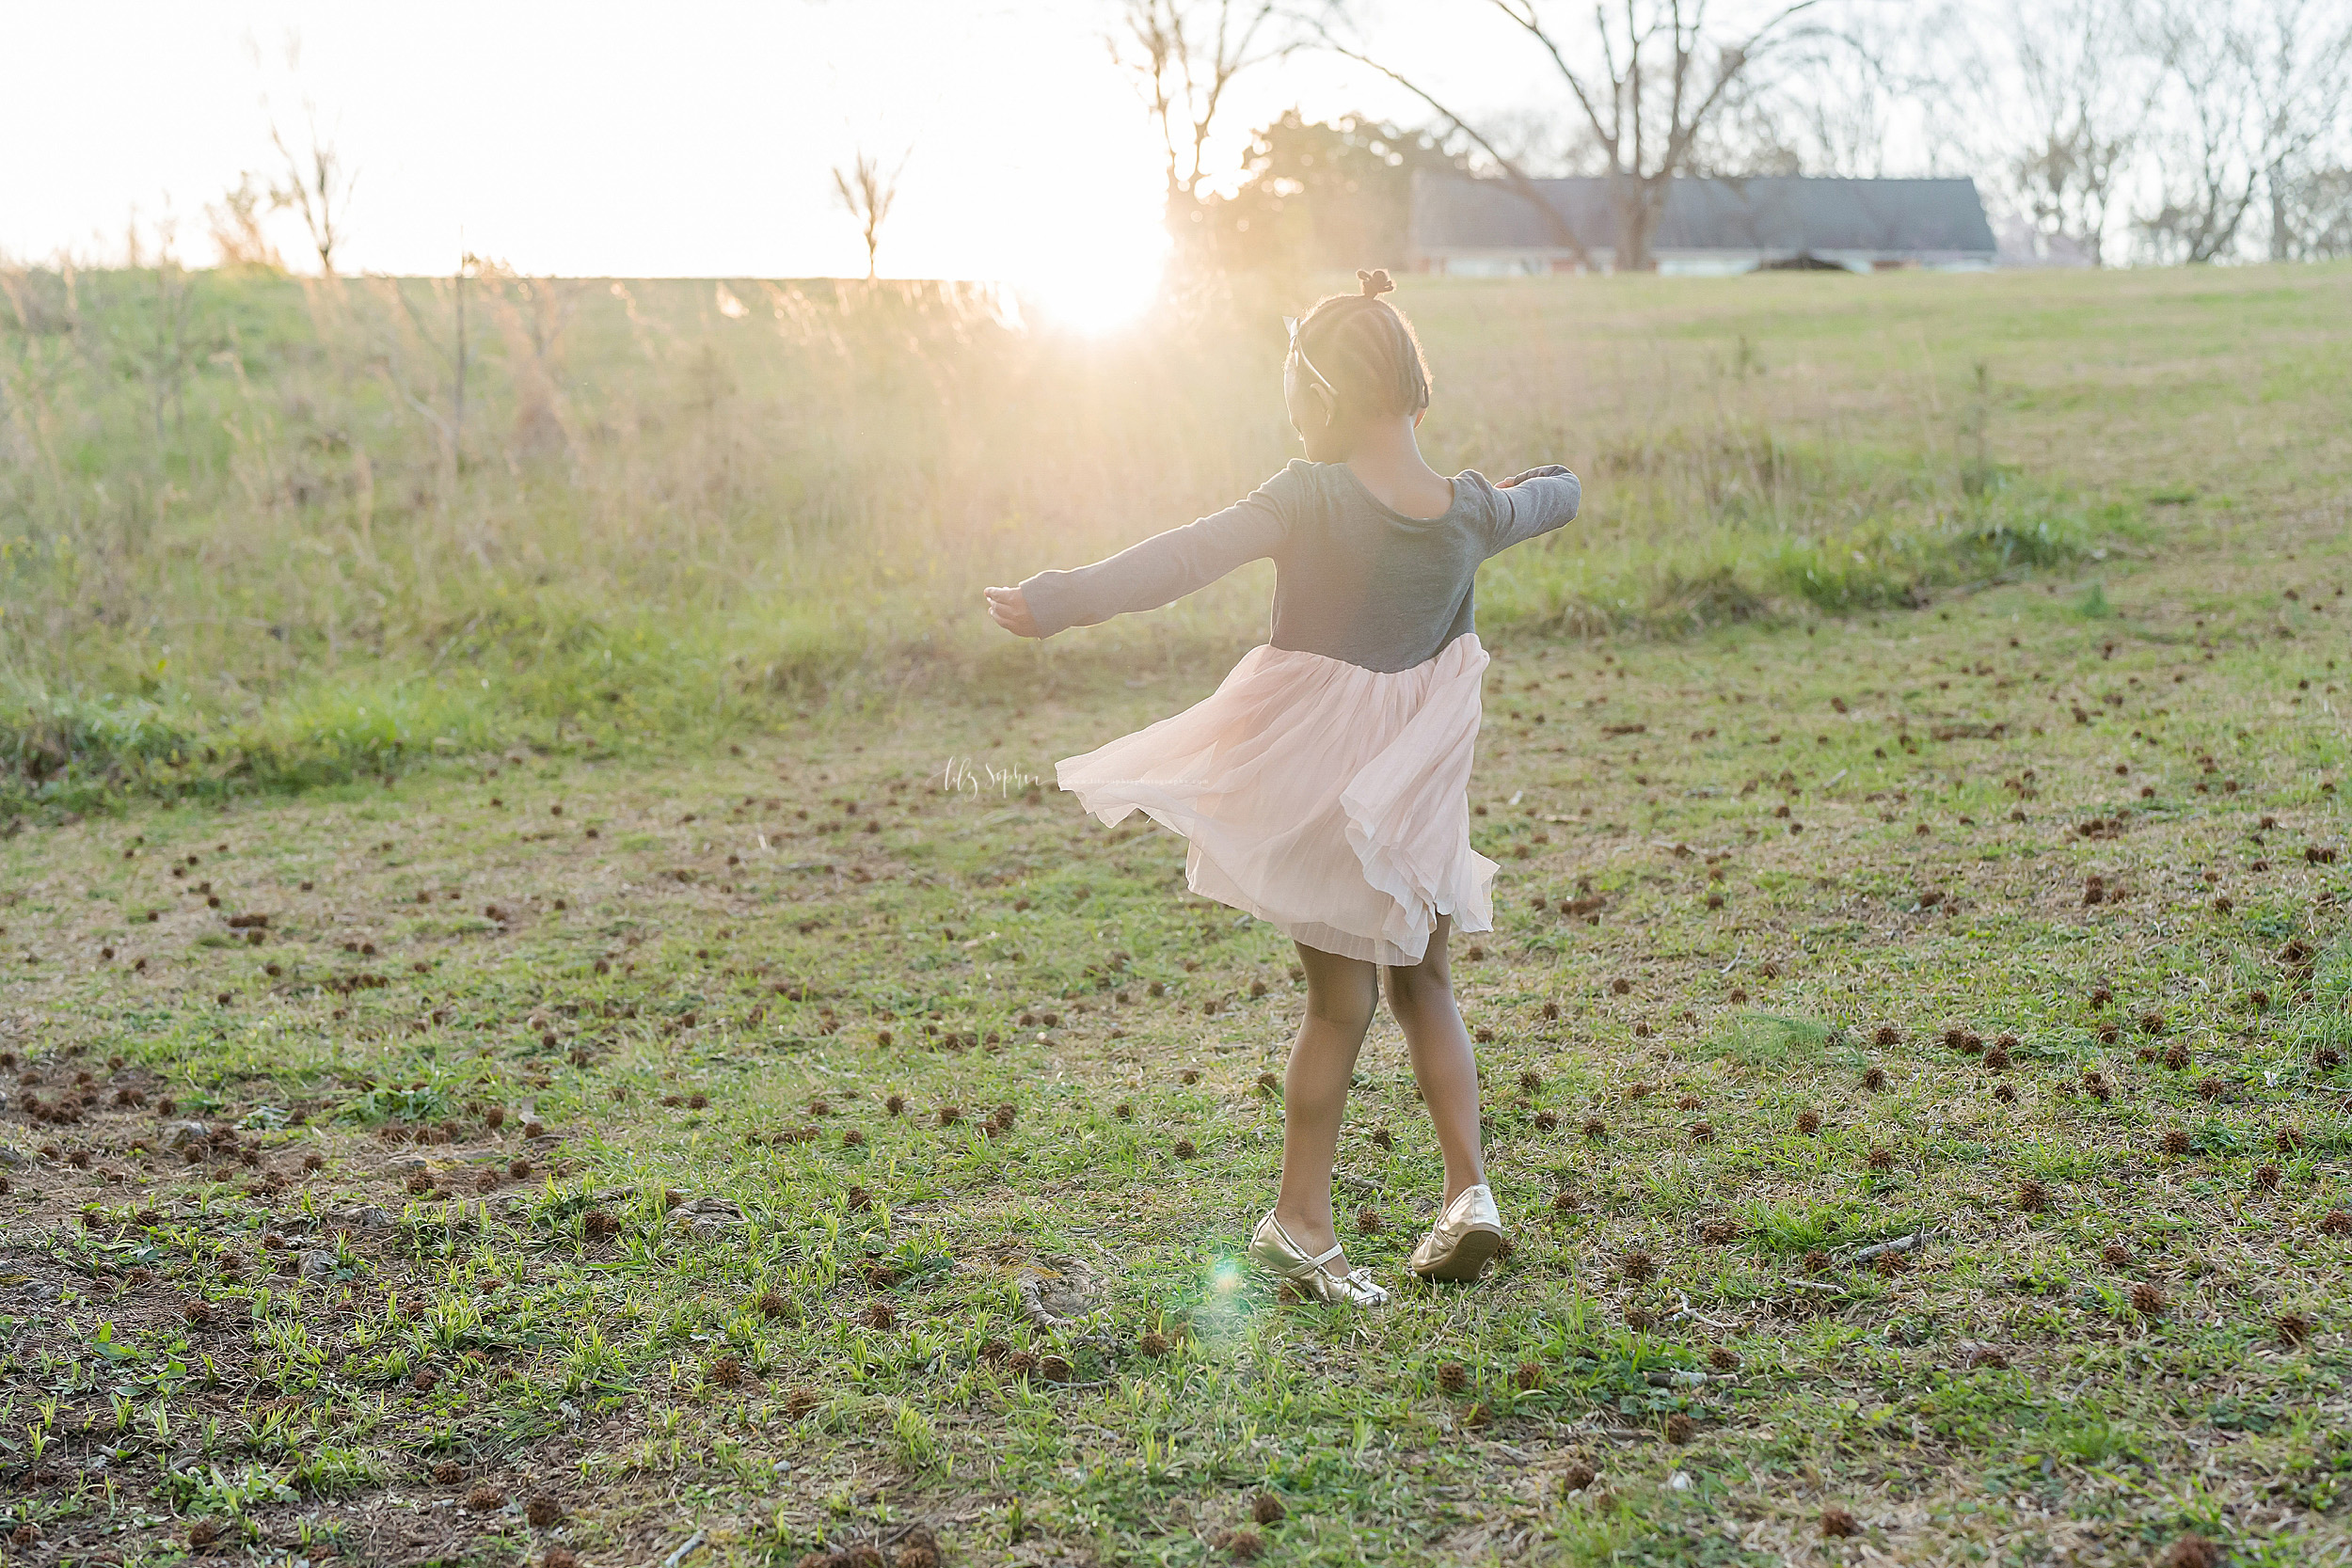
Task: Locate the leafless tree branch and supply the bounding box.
[1314,29,1594,262]
[831,149,909,280]
[267,112,357,276]
[1330,0,1831,270]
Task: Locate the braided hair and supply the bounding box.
[1293,268,1432,419]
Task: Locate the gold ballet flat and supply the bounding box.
[1408,1183,1505,1281]
[1248,1211,1391,1307]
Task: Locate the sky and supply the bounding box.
[2,1,1408,292]
[2,1,2025,310]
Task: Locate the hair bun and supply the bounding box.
[1356,268,1394,298]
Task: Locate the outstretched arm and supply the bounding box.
[985,468,1296,640]
[1485,465,1581,554]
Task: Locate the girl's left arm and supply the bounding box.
[1484,465,1581,555]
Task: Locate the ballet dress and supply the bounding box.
[1018,458,1581,966]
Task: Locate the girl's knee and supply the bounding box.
[1385,951,1452,1008]
[1307,981,1377,1035]
[1299,950,1378,1033]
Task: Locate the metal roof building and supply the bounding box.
[1409,173,1999,275]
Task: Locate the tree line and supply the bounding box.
[1114,0,2352,272]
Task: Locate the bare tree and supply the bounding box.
[2273,164,2352,258]
[831,150,906,279]
[1694,8,1938,181]
[1325,2,1840,272]
[2004,0,2152,266]
[2249,0,2352,260]
[1113,0,1316,239]
[268,112,358,275]
[2136,0,2352,263]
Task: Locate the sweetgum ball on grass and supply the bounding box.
[2160,1538,2221,1568]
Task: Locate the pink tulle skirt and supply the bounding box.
[1056,636,1494,965]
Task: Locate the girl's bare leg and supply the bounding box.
[1271,942,1379,1279]
[1383,914,1488,1206]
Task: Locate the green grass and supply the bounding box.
[13,262,2350,815]
[4,506,2348,1564]
[3,264,2351,1565]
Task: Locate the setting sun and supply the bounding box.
[1014,241,1169,334]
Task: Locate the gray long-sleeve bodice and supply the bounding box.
[1017,459,1581,673]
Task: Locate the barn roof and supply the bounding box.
[1411,174,1997,257]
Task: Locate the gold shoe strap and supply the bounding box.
[1268,1214,1346,1279]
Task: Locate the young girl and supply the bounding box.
[984,270,1580,1306]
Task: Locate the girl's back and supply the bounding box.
[1017,456,1580,674]
[1263,458,1578,673]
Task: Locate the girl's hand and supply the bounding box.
[1497,464,1572,489]
[985,586,1041,638]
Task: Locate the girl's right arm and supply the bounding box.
[994,465,1300,639]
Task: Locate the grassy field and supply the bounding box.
[2,265,2349,1567]
[8,261,2346,810]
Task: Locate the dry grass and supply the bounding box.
[14,263,2347,808]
